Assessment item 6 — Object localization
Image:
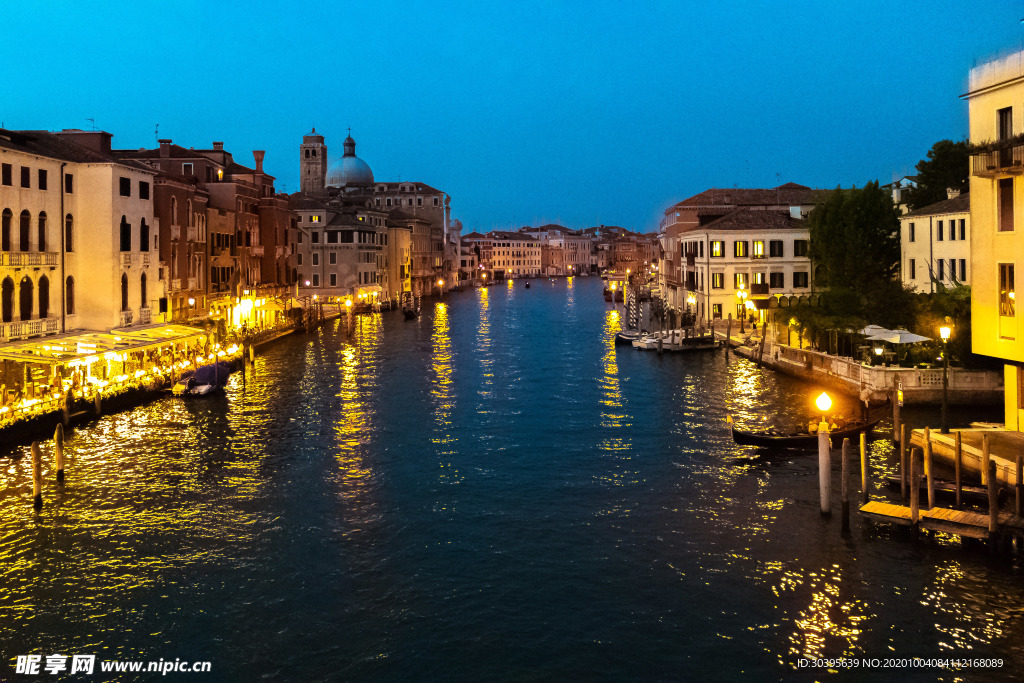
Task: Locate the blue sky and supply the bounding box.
[4,1,1023,232]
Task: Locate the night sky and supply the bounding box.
[4,1,1023,232]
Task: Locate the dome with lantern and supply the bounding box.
[327,134,374,187]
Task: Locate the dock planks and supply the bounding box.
[859,501,1024,539]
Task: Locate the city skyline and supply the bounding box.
[4,1,1023,232]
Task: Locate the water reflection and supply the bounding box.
[477,286,493,398]
[777,564,867,664]
[431,303,460,485]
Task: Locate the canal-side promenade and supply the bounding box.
[2,278,1021,681]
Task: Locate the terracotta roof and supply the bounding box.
[0,129,154,173]
[902,192,970,217]
[462,231,486,240]
[373,181,444,194]
[668,183,817,213]
[696,208,803,232]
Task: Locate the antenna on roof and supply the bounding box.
[86,118,96,131]
[155,123,159,142]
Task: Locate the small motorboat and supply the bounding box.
[603,288,614,302]
[729,414,884,449]
[525,282,531,289]
[172,361,233,397]
[615,331,641,346]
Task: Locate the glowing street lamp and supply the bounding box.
[736,286,748,333]
[816,391,832,422]
[940,322,952,434]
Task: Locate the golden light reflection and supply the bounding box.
[924,561,1009,650]
[775,564,867,666]
[477,286,493,395]
[432,303,462,485]
[598,310,632,474]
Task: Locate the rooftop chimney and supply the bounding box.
[253,150,265,172]
[212,141,224,151]
[158,139,171,158]
[947,187,961,200]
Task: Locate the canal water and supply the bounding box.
[1,277,1020,681]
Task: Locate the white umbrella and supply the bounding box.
[867,329,930,344]
[858,324,893,337]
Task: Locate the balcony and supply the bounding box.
[971,142,1024,177]
[1,317,59,340]
[750,283,770,298]
[171,278,182,291]
[251,245,265,257]
[1,252,59,267]
[119,310,134,327]
[142,253,151,267]
[120,253,133,268]
[139,307,152,324]
[187,226,198,241]
[685,253,696,267]
[171,225,181,241]
[187,277,198,291]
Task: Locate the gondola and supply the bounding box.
[403,307,420,320]
[729,414,884,449]
[615,330,641,345]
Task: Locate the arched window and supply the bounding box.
[170,196,178,226]
[19,276,33,320]
[65,276,75,315]
[20,210,30,251]
[38,275,49,318]
[121,273,129,311]
[65,214,74,252]
[140,272,147,308]
[120,216,131,252]
[1,209,10,251]
[1,277,13,322]
[38,212,47,252]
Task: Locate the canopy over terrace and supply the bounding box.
[0,325,209,368]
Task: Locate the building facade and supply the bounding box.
[900,191,970,292]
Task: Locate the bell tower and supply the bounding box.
[300,128,327,194]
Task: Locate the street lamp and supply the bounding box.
[940,322,952,434]
[816,391,832,423]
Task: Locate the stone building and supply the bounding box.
[899,190,970,292]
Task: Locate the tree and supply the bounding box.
[904,139,969,210]
[807,181,901,303]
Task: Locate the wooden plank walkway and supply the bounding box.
[859,501,1024,539]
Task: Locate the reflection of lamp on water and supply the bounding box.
[940,322,951,434]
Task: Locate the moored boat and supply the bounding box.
[172,361,233,397]
[403,307,420,320]
[729,414,884,448]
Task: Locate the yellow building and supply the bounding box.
[966,50,1024,428]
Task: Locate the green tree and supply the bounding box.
[904,139,969,210]
[807,181,901,302]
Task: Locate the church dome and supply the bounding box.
[327,134,374,187]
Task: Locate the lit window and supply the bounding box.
[1000,263,1015,316]
[752,241,764,258]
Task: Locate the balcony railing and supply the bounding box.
[139,307,152,324]
[187,226,198,241]
[1,317,59,340]
[171,225,181,241]
[750,282,770,298]
[187,277,198,291]
[119,310,134,327]
[972,143,1024,177]
[171,278,182,291]
[1,252,60,267]
[142,253,151,267]
[120,253,133,268]
[250,245,265,257]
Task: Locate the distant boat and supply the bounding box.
[603,288,614,302]
[172,361,233,397]
[615,331,641,345]
[403,307,420,320]
[525,282,531,289]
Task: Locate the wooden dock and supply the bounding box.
[859,501,1024,540]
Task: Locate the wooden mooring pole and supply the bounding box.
[982,433,990,486]
[909,447,920,526]
[955,431,963,510]
[900,423,908,501]
[54,424,65,483]
[1016,453,1023,518]
[725,315,732,359]
[988,457,999,546]
[841,438,851,532]
[924,427,935,510]
[818,424,831,517]
[860,431,869,504]
[892,373,901,444]
[31,441,43,509]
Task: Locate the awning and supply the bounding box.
[356,285,383,296]
[0,324,209,366]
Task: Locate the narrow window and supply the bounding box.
[960,219,966,240]
[120,216,131,252]
[937,259,944,280]
[1,209,10,250]
[65,276,75,315]
[19,210,30,251]
[793,240,809,257]
[999,178,1014,232]
[909,258,916,280]
[909,223,915,242]
[140,218,150,252]
[1000,263,1015,316]
[38,212,46,251]
[140,272,147,308]
[119,177,131,196]
[21,166,30,188]
[65,215,74,252]
[38,169,47,190]
[139,181,150,200]
[1,163,11,185]
[64,173,74,193]
[711,240,724,257]
[38,276,49,318]
[121,274,129,311]
[734,272,748,289]
[712,303,722,319]
[793,272,809,288]
[937,220,944,241]
[769,272,784,288]
[734,240,748,258]
[959,259,966,281]
[182,163,193,176]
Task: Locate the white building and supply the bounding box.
[899,190,970,292]
[682,208,813,322]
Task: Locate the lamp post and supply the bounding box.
[940,323,951,434]
[437,278,445,298]
[816,391,833,515]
